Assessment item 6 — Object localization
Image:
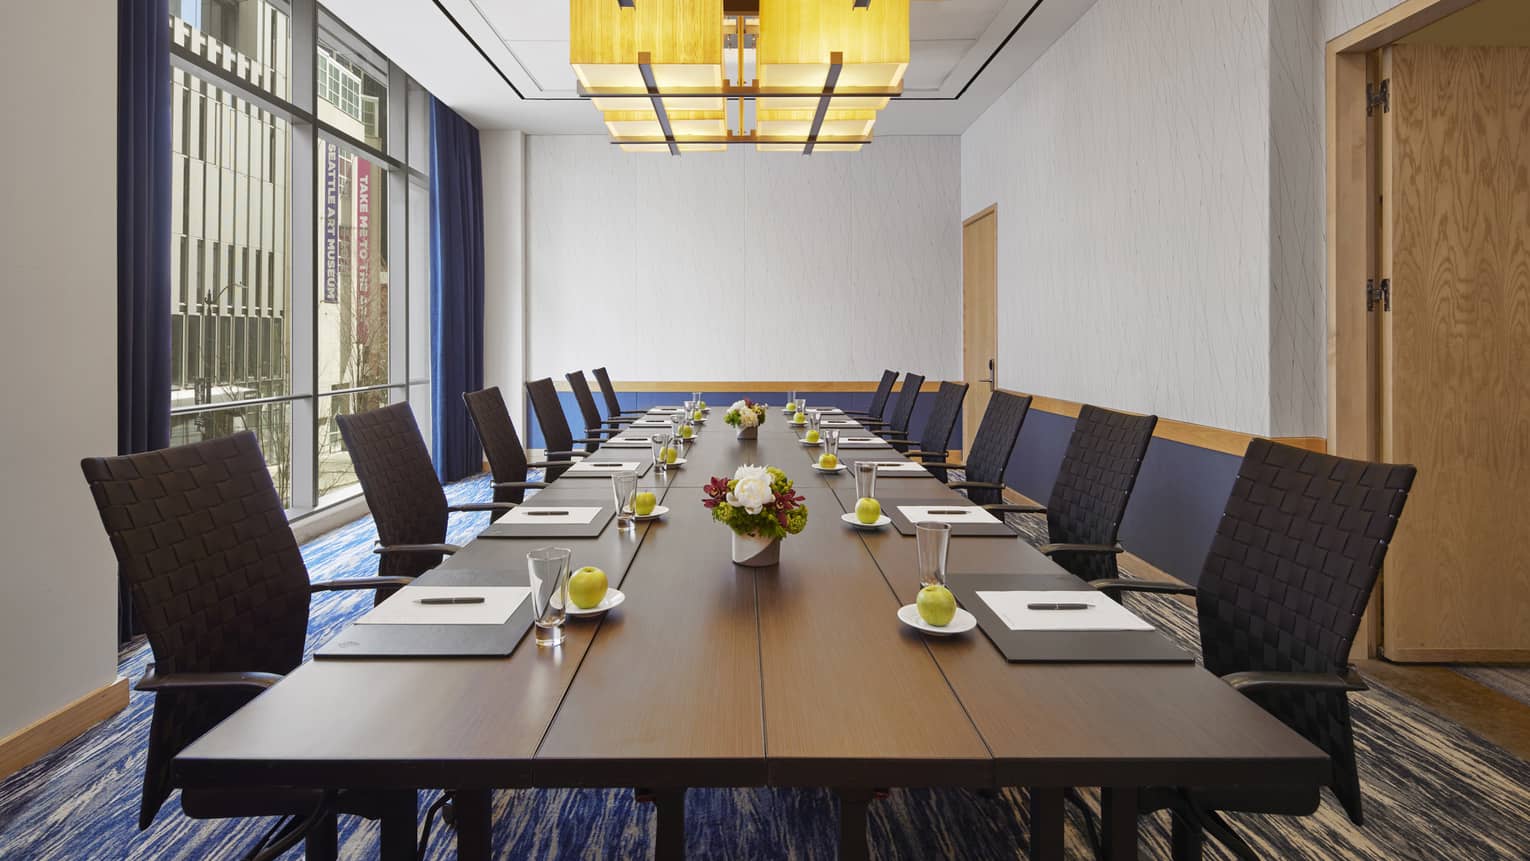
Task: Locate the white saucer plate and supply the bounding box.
[654,458,687,469]
[566,588,627,618]
[799,438,823,446]
[633,505,670,521]
[812,463,848,474]
[840,512,892,530]
[896,604,977,637]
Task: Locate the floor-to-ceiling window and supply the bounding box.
[166,0,430,512]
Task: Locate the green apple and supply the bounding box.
[680,425,694,439]
[663,446,679,464]
[805,429,821,444]
[818,453,839,470]
[855,497,882,525]
[692,409,704,421]
[698,400,707,410]
[633,491,657,517]
[569,566,609,610]
[916,585,957,627]
[793,411,807,423]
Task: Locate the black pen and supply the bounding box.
[525,510,569,516]
[418,596,485,605]
[928,509,972,515]
[1027,603,1092,611]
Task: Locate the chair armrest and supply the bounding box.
[136,663,282,694]
[373,542,462,556]
[982,502,1045,514]
[1090,578,1198,599]
[573,437,608,446]
[598,418,633,426]
[887,439,916,450]
[310,576,416,594]
[858,418,889,426]
[1222,667,1369,695]
[878,429,911,438]
[584,427,623,436]
[527,460,579,469]
[916,462,966,470]
[540,451,590,459]
[493,481,550,490]
[448,502,518,514]
[902,450,947,459]
[1039,542,1124,557]
[949,480,1007,490]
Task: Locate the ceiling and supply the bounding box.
[319,0,1100,135]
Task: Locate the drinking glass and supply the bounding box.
[806,409,822,433]
[916,522,951,588]
[855,461,878,501]
[787,391,798,412]
[612,470,638,532]
[677,418,695,444]
[650,432,674,472]
[692,391,703,408]
[683,399,696,415]
[527,546,571,647]
[823,428,841,460]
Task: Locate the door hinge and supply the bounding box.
[1367,278,1392,312]
[1367,79,1390,116]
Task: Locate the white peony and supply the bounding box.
[727,464,774,514]
[736,406,759,428]
[729,400,749,412]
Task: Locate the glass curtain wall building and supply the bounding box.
[166,0,433,511]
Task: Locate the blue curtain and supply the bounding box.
[117,0,172,640]
[429,98,486,482]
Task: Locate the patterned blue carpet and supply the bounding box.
[1,474,1528,859]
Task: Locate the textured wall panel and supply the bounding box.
[961,0,1275,435]
[525,136,962,382]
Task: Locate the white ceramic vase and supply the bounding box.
[731,531,781,567]
[735,426,758,440]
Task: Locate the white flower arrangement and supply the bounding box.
[724,399,769,429]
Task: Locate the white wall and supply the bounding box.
[0,1,121,738]
[482,130,527,426]
[524,135,963,382]
[962,0,1279,435]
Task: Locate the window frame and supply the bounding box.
[168,0,432,516]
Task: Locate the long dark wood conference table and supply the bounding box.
[175,404,1327,861]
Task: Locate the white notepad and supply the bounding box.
[356,586,530,626]
[648,407,685,413]
[869,461,927,475]
[976,591,1154,632]
[822,419,861,427]
[502,506,602,525]
[898,505,1001,525]
[602,437,653,448]
[564,460,641,476]
[630,419,673,427]
[807,407,844,414]
[837,436,891,448]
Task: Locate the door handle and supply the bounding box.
[978,359,996,389]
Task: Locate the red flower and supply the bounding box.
[702,476,731,508]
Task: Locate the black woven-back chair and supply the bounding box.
[81,433,415,858]
[1092,440,1417,860]
[936,391,1033,505]
[567,370,629,438]
[337,403,515,576]
[885,381,968,482]
[847,370,899,422]
[463,386,563,506]
[528,377,608,458]
[593,367,645,421]
[987,404,1156,581]
[871,372,924,438]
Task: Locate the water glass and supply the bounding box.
[650,432,674,472]
[527,546,571,647]
[612,470,638,532]
[855,461,878,501]
[692,391,703,407]
[683,399,696,415]
[823,428,841,459]
[787,391,798,412]
[915,522,951,588]
[806,409,822,433]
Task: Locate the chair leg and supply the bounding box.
[1194,807,1259,861]
[304,810,338,861]
[1170,810,1205,861]
[377,790,419,861]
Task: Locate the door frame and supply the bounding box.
[1325,0,1482,658]
[961,204,998,459]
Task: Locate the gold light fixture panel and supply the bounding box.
[572,0,908,154]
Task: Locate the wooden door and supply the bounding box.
[1380,44,1530,661]
[962,207,998,457]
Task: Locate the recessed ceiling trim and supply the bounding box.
[432,0,1049,103]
